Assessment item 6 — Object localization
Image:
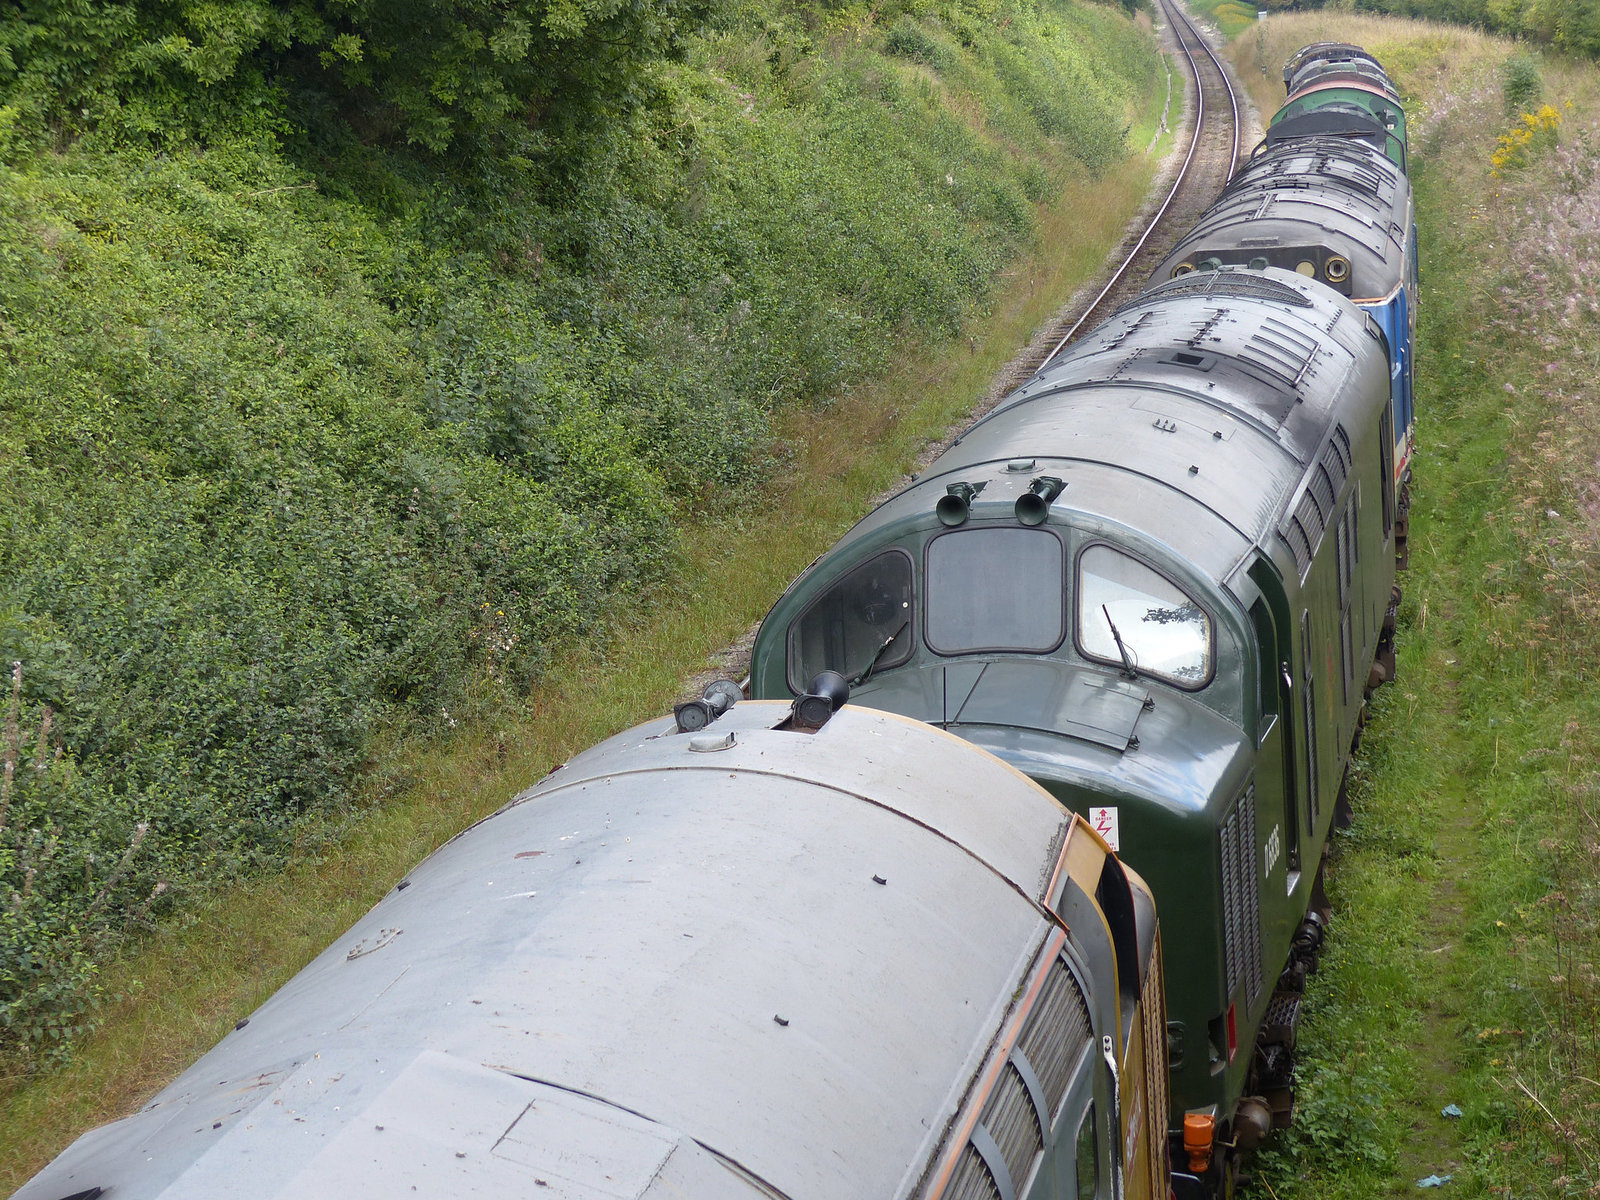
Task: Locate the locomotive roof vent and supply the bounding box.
[1162,349,1218,371]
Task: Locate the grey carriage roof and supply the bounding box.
[1289,60,1398,100]
[1284,43,1398,98]
[1151,137,1411,302]
[16,704,1074,1200]
[809,269,1390,585]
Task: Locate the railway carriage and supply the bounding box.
[1151,134,1419,579]
[1272,44,1408,172]
[16,702,1169,1200]
[1269,83,1409,171]
[749,269,1400,1196]
[1282,42,1399,100]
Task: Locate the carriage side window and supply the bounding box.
[925,528,1067,655]
[1076,546,1214,689]
[786,551,914,693]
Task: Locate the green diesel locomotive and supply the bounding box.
[750,268,1399,1196]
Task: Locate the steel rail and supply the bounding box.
[1037,0,1240,369]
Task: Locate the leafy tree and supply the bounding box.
[0,0,724,151]
[1523,0,1600,55]
[277,0,725,150]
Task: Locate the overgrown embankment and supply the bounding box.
[1232,17,1600,1197]
[0,1,1161,1066]
[1243,0,1600,62]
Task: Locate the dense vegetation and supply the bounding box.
[1360,0,1600,58]
[1233,16,1600,1197]
[1254,0,1600,64]
[0,0,1159,1063]
[0,0,721,153]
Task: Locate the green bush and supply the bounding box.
[0,661,143,1059]
[0,0,722,152]
[885,16,950,64]
[0,0,1159,1066]
[1501,51,1544,111]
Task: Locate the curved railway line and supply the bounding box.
[711,4,1251,693]
[1017,0,1244,379]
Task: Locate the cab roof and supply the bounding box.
[17,705,1083,1200]
[816,270,1390,587]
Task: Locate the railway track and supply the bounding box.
[712,3,1250,694]
[1011,0,1243,380]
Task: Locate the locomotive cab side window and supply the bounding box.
[1248,600,1279,728]
[786,550,914,693]
[1075,545,1214,689]
[925,528,1067,655]
[1301,609,1321,823]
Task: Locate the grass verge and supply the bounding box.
[1232,16,1600,1198]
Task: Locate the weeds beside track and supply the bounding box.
[1233,17,1600,1198]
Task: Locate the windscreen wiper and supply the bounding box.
[1102,605,1138,680]
[850,621,910,687]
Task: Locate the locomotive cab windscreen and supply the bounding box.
[786,549,915,691]
[781,524,1223,705]
[925,527,1068,655]
[1078,545,1214,689]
